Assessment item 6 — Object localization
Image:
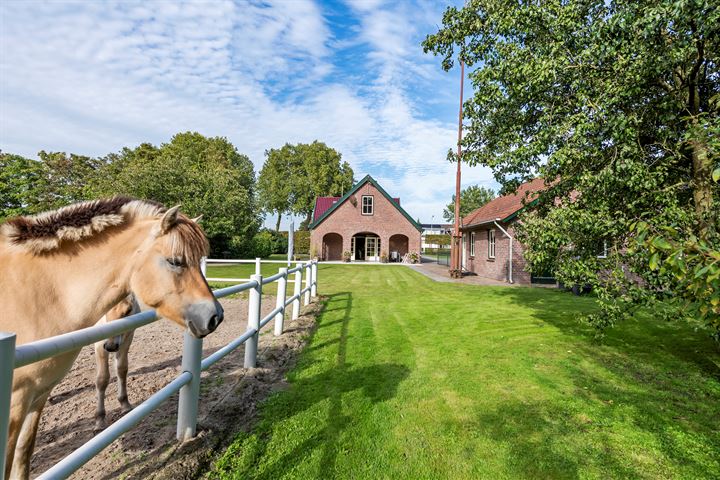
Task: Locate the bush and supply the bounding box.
[407,252,420,264]
[342,251,352,262]
[293,230,310,254]
[251,230,275,259]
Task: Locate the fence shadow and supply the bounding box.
[211,291,410,479]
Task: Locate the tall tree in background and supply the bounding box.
[424,1,720,336]
[258,141,354,230]
[257,144,298,231]
[443,185,494,222]
[91,132,259,256]
[293,141,354,229]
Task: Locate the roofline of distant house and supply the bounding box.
[309,174,422,231]
[461,197,540,230]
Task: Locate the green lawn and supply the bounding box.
[209,265,720,479]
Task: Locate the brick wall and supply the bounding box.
[462,222,531,284]
[310,182,422,260]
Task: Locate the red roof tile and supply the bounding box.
[313,196,340,221]
[462,178,547,227]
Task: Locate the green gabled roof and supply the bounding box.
[309,175,422,231]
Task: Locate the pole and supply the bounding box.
[200,256,207,277]
[292,262,302,320]
[451,59,465,277]
[274,268,288,336]
[287,220,294,267]
[244,274,262,368]
[303,263,311,306]
[255,257,261,277]
[311,261,317,298]
[0,332,16,478]
[176,331,202,440]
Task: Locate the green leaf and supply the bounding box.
[652,237,672,250]
[649,252,660,271]
[713,167,720,183]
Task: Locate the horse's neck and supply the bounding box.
[14,222,150,342]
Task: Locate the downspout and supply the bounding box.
[493,220,513,284]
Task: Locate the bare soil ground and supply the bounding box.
[29,295,321,479]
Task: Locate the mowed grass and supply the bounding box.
[208,265,720,479]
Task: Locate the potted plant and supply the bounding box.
[380,252,388,263]
[342,250,352,262]
[408,252,420,264]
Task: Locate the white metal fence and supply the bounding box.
[0,258,319,479]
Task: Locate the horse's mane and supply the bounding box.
[0,197,208,263]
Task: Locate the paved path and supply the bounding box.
[408,260,516,286]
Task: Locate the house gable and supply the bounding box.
[309,175,421,231]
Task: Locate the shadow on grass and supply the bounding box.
[211,292,409,479]
[480,287,720,477]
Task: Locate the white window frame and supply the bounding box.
[488,229,496,259]
[470,232,475,257]
[597,240,608,258]
[361,195,374,215]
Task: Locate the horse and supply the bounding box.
[0,197,223,480]
[93,294,140,432]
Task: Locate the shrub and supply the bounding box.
[407,252,420,264]
[342,251,352,262]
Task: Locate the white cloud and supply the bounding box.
[0,0,492,230]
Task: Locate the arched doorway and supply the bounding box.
[351,232,380,262]
[322,233,343,261]
[389,234,409,262]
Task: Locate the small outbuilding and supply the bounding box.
[460,178,548,285]
[309,175,422,262]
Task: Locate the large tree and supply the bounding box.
[443,185,495,222]
[258,141,354,230]
[257,145,299,231]
[90,132,259,256]
[424,1,720,336]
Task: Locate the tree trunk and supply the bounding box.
[691,139,713,222]
[275,212,282,232]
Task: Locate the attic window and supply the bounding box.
[362,195,373,215]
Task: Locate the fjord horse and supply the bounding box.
[0,198,223,480]
[94,294,140,432]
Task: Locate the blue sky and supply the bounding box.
[0,0,496,228]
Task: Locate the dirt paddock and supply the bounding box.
[29,295,321,479]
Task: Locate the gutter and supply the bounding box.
[493,219,514,284]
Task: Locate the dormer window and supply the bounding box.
[362,195,373,215]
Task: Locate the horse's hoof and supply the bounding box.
[120,403,134,414]
[93,422,106,433]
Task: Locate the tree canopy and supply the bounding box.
[257,141,354,230]
[90,132,259,256]
[443,185,495,222]
[424,0,720,337]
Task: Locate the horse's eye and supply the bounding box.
[166,258,186,268]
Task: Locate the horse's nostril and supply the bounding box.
[208,315,220,331]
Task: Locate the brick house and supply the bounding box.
[309,175,422,262]
[460,178,547,285]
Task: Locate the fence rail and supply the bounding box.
[0,258,319,479]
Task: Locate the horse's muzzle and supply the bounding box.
[185,300,224,338]
[103,337,121,352]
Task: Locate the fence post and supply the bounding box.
[200,256,207,277]
[311,260,318,298]
[245,274,262,368]
[255,257,261,276]
[176,331,202,441]
[304,263,311,306]
[0,332,16,478]
[274,268,288,336]
[292,263,302,320]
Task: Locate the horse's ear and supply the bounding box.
[160,205,181,234]
[191,215,203,224]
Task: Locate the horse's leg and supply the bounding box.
[4,391,31,480]
[94,341,110,432]
[115,331,134,413]
[11,391,50,480]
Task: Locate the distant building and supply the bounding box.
[420,223,452,250]
[309,175,422,262]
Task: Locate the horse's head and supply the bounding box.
[129,206,223,338]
